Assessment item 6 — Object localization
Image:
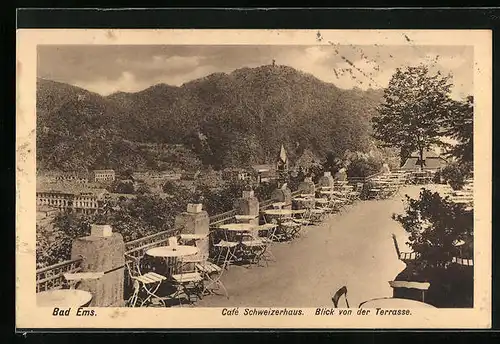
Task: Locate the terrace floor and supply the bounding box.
[197,185,429,308]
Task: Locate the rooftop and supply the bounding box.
[93,169,115,173]
[37,183,108,196]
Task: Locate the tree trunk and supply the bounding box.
[418,148,425,171]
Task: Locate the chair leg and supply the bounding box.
[140,282,165,307]
[127,286,139,307]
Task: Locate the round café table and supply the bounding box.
[37,289,93,307]
[179,233,208,241]
[219,223,258,242]
[219,223,257,232]
[293,197,316,209]
[146,245,200,276]
[263,209,306,217]
[234,215,259,223]
[146,245,199,258]
[359,297,436,309]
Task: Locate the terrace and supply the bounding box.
[36,172,473,309]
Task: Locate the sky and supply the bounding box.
[37,44,473,100]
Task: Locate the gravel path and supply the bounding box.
[198,185,426,308]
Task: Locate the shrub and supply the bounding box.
[441,162,471,190]
[432,169,442,184]
[135,184,151,195]
[162,181,177,194]
[392,188,473,307]
[393,188,473,269]
[109,180,135,194]
[347,156,382,179]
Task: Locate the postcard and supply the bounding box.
[16,29,491,329]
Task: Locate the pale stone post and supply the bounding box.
[271,186,293,210]
[317,171,335,188]
[233,190,260,225]
[71,225,125,307]
[174,204,210,260]
[297,176,316,195]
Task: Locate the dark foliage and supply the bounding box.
[346,156,382,178]
[441,161,472,190]
[37,65,383,172]
[393,189,473,269]
[109,180,135,194]
[392,189,474,307]
[441,96,473,167]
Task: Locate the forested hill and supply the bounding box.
[37,65,384,172]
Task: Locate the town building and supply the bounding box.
[54,172,89,184]
[90,169,116,183]
[222,168,251,182]
[36,185,109,214]
[132,171,182,182]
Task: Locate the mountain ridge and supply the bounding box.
[37,64,385,172]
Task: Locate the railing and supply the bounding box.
[37,181,364,292]
[36,257,84,292]
[208,209,238,228]
[260,198,274,210]
[347,171,382,184]
[124,227,182,259]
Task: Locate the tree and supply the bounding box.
[110,180,135,194]
[442,96,473,170]
[372,64,454,169]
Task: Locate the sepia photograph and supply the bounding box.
[16,29,491,329]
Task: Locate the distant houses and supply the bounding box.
[54,172,89,184]
[42,169,116,184]
[131,170,182,182]
[90,169,116,183]
[252,164,277,183]
[222,168,251,182]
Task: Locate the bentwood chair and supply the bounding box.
[195,257,229,299]
[391,234,419,264]
[124,253,168,307]
[240,232,267,267]
[171,264,204,306]
[332,286,350,308]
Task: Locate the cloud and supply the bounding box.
[74,71,144,95]
[38,45,473,99]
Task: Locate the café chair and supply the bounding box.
[195,258,229,299]
[391,233,419,263]
[171,262,204,306]
[124,253,168,307]
[332,286,350,308]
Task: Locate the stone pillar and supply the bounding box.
[317,172,334,188]
[297,177,316,195]
[233,190,260,225]
[271,186,292,210]
[71,226,125,307]
[174,204,210,259]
